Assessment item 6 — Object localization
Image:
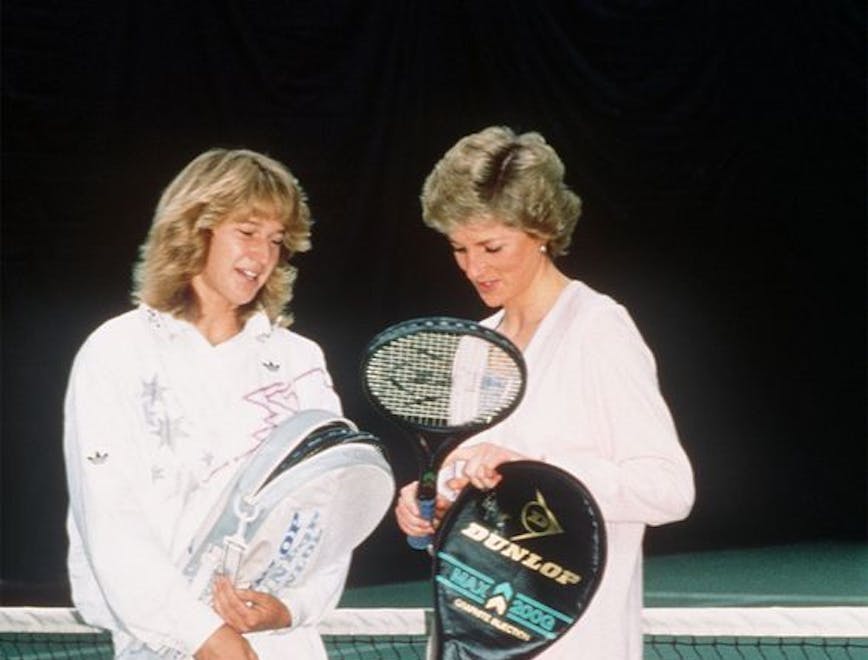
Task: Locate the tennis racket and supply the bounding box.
[182,409,395,600]
[360,316,527,549]
[431,460,606,659]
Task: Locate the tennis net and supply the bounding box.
[1,606,866,659]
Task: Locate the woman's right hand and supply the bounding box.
[394,480,453,538]
[194,624,258,660]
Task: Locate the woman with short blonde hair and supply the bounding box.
[420,125,581,257]
[396,126,694,659]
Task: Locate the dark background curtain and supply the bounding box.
[2,1,865,604]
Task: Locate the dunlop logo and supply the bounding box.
[512,489,564,541]
[460,521,581,586]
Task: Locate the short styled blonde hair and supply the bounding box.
[421,126,581,256]
[132,148,312,326]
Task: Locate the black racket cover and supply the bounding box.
[431,461,606,659]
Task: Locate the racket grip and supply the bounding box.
[406,497,436,550]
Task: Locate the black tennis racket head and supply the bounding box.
[431,461,606,659]
[360,316,527,438]
[360,316,527,549]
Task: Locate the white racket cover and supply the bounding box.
[181,409,395,604]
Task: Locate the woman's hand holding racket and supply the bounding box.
[395,443,528,540]
[394,481,454,540]
[361,317,527,550]
[442,442,527,491]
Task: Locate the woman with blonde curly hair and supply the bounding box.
[395,126,695,659]
[133,148,312,331]
[64,149,348,659]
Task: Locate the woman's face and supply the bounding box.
[192,211,285,315]
[447,217,547,309]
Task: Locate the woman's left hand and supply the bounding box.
[211,575,292,633]
[443,442,526,491]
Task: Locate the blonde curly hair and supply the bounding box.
[132,148,312,326]
[421,126,581,256]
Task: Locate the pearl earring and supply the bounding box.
[539,244,547,254]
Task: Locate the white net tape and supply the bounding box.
[641,606,868,638]
[2,606,866,638]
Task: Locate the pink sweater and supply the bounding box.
[448,280,695,659]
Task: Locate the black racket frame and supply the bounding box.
[360,316,527,546]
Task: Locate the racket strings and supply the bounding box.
[364,331,523,429]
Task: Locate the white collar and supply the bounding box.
[138,304,274,343]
